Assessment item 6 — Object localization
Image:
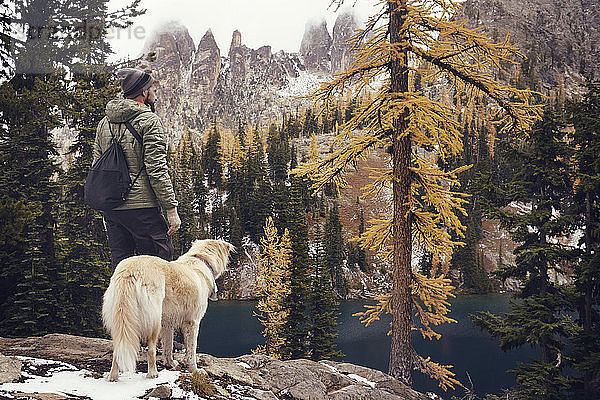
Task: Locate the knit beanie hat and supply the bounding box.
[115,68,155,98]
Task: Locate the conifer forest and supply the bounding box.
[1,0,599,399]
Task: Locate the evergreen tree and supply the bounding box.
[471,108,577,399]
[302,108,318,136]
[280,176,311,359]
[309,224,343,361]
[267,123,290,183]
[210,192,226,240]
[202,125,223,188]
[565,81,600,399]
[55,70,117,336]
[271,181,290,234]
[192,157,209,238]
[225,201,243,254]
[419,251,433,278]
[171,130,201,255]
[0,75,63,336]
[324,203,348,298]
[246,174,273,242]
[357,208,368,272]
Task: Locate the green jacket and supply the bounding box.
[92,99,178,211]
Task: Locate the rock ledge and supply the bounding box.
[0,334,433,400]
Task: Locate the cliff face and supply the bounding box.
[460,0,600,95]
[300,20,332,75]
[331,10,358,75]
[137,13,358,144]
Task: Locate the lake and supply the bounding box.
[196,294,537,397]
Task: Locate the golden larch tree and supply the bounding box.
[254,216,292,358]
[293,0,542,389]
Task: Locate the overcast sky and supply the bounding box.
[106,0,380,62]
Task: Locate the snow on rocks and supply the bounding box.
[0,356,180,400]
[0,334,435,400]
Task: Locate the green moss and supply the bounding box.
[177,371,216,397]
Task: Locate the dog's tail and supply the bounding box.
[102,268,164,373]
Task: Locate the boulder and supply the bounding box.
[144,384,171,399]
[0,353,22,383]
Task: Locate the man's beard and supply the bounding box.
[145,98,156,113]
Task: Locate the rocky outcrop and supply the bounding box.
[459,0,600,96]
[0,354,21,384]
[191,30,221,96]
[0,334,113,370]
[331,11,358,75]
[300,20,332,75]
[140,21,197,140]
[139,26,309,141]
[0,334,433,400]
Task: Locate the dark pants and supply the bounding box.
[103,207,174,271]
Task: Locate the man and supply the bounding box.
[93,68,181,271]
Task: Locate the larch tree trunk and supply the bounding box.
[388,0,413,386]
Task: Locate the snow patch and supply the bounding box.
[0,357,181,400]
[277,70,323,98]
[347,373,376,388]
[319,362,338,373]
[236,361,251,369]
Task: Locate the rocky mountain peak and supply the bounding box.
[300,20,332,75]
[229,30,247,85]
[199,28,217,47]
[191,29,221,96]
[230,29,243,51]
[144,21,195,72]
[331,10,358,75]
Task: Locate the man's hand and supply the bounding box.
[166,207,181,236]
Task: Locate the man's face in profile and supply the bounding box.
[144,83,157,111]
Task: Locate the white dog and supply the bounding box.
[102,239,234,381]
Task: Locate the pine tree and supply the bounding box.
[280,176,311,360]
[302,108,318,136]
[203,125,223,188]
[0,0,143,336]
[564,81,600,399]
[449,117,492,294]
[471,108,577,399]
[309,224,343,361]
[55,70,117,336]
[254,217,291,358]
[171,130,201,255]
[267,123,290,183]
[357,208,368,272]
[247,174,273,242]
[210,192,226,240]
[324,203,348,298]
[0,75,63,336]
[192,158,209,238]
[294,0,542,388]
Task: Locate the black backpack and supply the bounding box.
[84,119,145,211]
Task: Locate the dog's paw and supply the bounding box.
[165,359,179,370]
[146,371,159,379]
[105,374,119,382]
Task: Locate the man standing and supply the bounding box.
[93,68,181,270]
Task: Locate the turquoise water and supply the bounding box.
[196,294,537,397]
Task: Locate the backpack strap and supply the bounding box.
[124,120,143,145]
[122,118,146,199]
